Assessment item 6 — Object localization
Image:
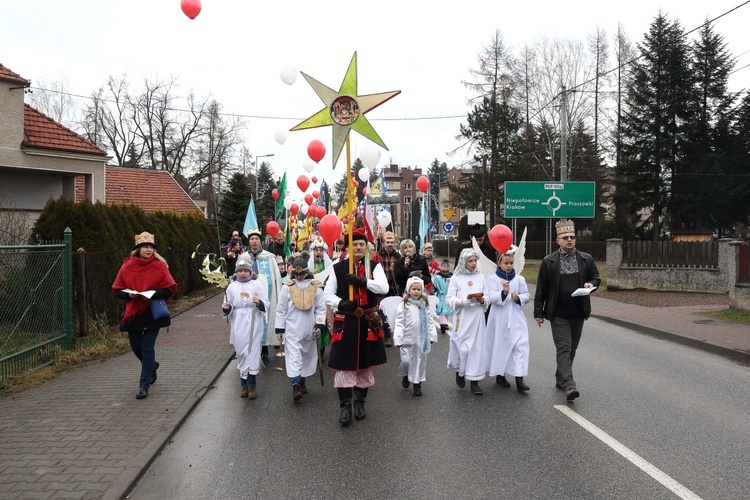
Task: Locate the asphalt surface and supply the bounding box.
[1,288,748,499]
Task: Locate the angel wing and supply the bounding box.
[472,236,497,279]
[515,227,528,275]
[379,296,402,330]
[314,265,333,283]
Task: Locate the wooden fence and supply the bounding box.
[621,240,718,269]
[740,243,750,284]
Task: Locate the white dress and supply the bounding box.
[484,273,531,377]
[393,300,438,384]
[275,279,327,379]
[249,249,283,347]
[223,279,270,379]
[446,272,487,381]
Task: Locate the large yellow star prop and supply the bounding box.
[291,52,400,168]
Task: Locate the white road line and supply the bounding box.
[554,405,703,500]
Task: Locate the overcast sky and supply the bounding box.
[2,0,748,200]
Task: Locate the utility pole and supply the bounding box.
[560,85,568,182]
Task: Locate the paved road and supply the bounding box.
[128,308,750,499]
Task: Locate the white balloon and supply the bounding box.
[357,168,370,183]
[377,211,392,228]
[274,129,287,145]
[280,66,297,85]
[360,145,381,169]
[284,197,293,210]
[300,204,309,215]
[303,160,315,173]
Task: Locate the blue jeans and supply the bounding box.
[241,374,257,387]
[128,328,159,390]
[290,376,306,386]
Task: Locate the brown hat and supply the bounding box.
[134,231,156,249]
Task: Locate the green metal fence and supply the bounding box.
[0,228,73,379]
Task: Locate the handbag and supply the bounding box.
[149,298,171,320]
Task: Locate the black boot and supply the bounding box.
[337,388,353,426]
[470,381,483,395]
[413,383,422,397]
[455,372,466,388]
[353,387,368,420]
[496,375,511,388]
[516,377,530,392]
[440,324,448,335]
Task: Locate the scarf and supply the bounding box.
[112,255,178,324]
[407,297,431,354]
[495,268,516,281]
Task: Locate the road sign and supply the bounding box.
[429,224,438,233]
[504,181,596,218]
[443,209,455,220]
[443,221,455,233]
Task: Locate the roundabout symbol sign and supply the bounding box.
[504,181,595,218]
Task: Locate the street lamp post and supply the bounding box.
[254,153,275,199]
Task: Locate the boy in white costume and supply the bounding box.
[485,250,531,392]
[393,276,438,397]
[447,248,488,395]
[222,254,270,399]
[275,258,327,402]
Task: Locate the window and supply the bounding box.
[404,183,411,190]
[404,196,411,205]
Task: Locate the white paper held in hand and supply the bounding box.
[571,287,597,297]
[121,289,156,299]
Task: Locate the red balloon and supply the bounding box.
[488,224,513,255]
[290,203,299,216]
[316,206,327,218]
[307,140,326,163]
[180,0,201,19]
[318,214,342,248]
[271,189,279,200]
[311,176,318,184]
[354,181,359,188]
[266,221,280,238]
[297,175,310,192]
[312,190,320,199]
[416,175,430,193]
[363,187,369,195]
[304,194,313,205]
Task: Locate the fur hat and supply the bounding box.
[232,230,239,237]
[134,231,156,249]
[555,219,575,236]
[405,275,424,293]
[235,253,254,271]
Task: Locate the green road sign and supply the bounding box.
[504,181,596,218]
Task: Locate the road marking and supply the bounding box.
[554,405,703,500]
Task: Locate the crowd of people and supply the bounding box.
[113,219,599,426]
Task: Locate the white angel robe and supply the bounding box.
[484,273,531,377]
[223,279,270,379]
[250,249,283,347]
[275,279,326,380]
[393,300,438,384]
[446,273,488,381]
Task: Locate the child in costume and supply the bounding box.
[447,248,487,395]
[431,259,453,335]
[222,253,269,399]
[393,276,438,397]
[484,249,531,392]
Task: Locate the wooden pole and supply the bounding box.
[346,135,354,300]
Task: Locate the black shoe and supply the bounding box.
[440,325,448,334]
[150,362,159,385]
[496,375,511,388]
[565,388,580,401]
[136,388,148,399]
[413,383,422,397]
[402,375,410,388]
[339,406,352,426]
[353,401,366,420]
[261,346,269,359]
[470,381,483,395]
[455,373,466,388]
[515,377,530,392]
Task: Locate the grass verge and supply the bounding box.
[0,287,222,397]
[698,308,750,325]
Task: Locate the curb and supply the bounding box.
[591,314,750,364]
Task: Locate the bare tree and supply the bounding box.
[28,76,74,126]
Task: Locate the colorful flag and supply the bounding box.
[283,219,292,256]
[275,172,287,220]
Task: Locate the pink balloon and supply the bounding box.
[307,140,326,163]
[180,0,201,19]
[266,221,280,238]
[489,224,513,255]
[297,175,310,192]
[416,175,430,193]
[311,176,318,184]
[318,214,342,248]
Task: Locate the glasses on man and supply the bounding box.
[559,235,576,241]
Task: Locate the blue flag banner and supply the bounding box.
[243,197,259,237]
[419,196,429,247]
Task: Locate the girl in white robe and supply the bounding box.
[223,255,269,399]
[447,248,488,395]
[393,276,438,397]
[275,259,327,402]
[485,252,531,392]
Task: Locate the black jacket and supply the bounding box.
[394,253,431,295]
[533,250,600,321]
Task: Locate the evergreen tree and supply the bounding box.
[427,159,449,223]
[218,173,252,241]
[254,162,278,226]
[725,92,750,235]
[616,14,692,241]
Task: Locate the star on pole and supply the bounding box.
[290,52,400,168]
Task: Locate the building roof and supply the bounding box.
[100,166,202,215]
[0,64,29,85]
[23,104,107,156]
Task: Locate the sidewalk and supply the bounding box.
[1,291,749,500]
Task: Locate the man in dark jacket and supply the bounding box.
[533,219,600,402]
